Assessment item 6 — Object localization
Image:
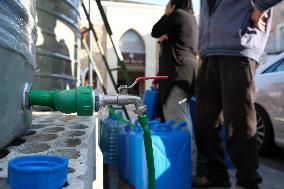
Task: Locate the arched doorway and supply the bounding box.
[119,29,145,96]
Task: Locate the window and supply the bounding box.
[275,61,284,72]
[263,59,284,73]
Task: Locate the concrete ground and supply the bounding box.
[258,152,284,189]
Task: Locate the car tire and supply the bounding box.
[255,105,277,156]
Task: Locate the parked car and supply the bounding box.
[255,52,284,154]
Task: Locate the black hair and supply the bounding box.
[171,0,193,12]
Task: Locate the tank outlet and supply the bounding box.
[28,86,93,116]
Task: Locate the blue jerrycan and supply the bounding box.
[143,89,158,120]
[119,126,132,181]
[135,121,191,189]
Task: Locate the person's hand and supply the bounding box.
[151,82,158,90]
[151,80,158,89]
[251,7,269,32]
[165,2,175,16]
[159,34,168,42]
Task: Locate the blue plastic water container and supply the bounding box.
[119,120,152,182]
[119,126,132,181]
[134,121,191,189]
[127,121,160,185]
[102,116,118,165]
[119,119,177,184]
[103,111,126,165]
[133,130,147,188]
[129,126,143,186]
[8,155,68,189]
[143,89,158,121]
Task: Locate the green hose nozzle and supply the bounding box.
[29,86,93,116]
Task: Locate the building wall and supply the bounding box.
[80,20,108,87]
[80,1,164,93]
[104,1,164,92]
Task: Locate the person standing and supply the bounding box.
[194,0,283,189]
[151,0,198,133]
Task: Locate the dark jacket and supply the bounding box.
[151,9,198,103]
[199,0,283,62]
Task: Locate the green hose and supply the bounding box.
[138,115,155,189]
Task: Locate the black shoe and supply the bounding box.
[192,176,231,188]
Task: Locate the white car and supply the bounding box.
[255,52,284,154]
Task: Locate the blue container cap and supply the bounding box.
[8,155,68,189]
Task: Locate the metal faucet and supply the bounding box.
[93,76,168,116]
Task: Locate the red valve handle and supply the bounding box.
[135,76,168,82]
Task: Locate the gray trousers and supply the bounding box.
[163,86,196,173]
[163,86,192,133]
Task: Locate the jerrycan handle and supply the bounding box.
[174,121,187,131]
[148,120,161,129]
[165,119,176,125]
[153,123,172,132]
